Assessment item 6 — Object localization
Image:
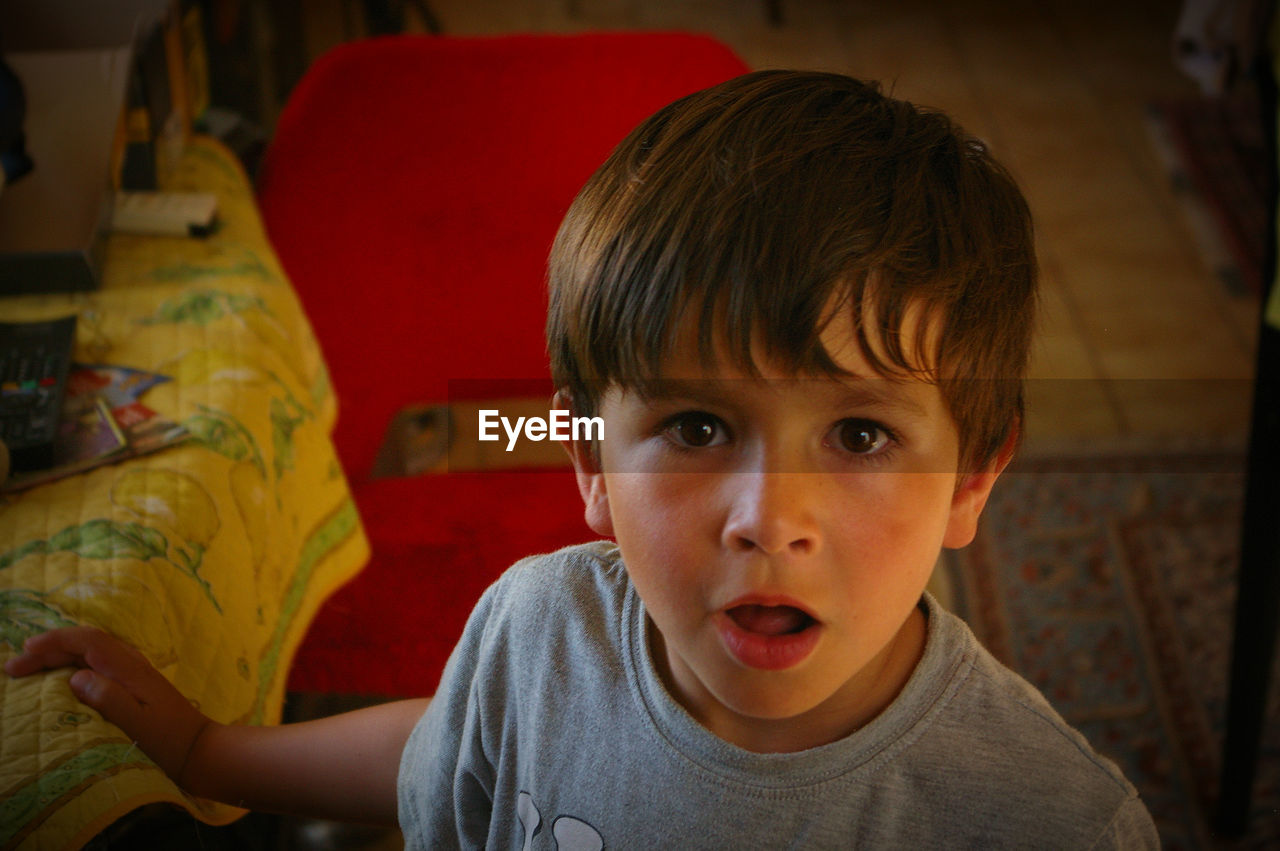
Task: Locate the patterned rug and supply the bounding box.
[947,452,1279,849]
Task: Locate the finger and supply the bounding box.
[25,625,110,658]
[69,666,206,782]
[68,669,147,730]
[2,651,71,677]
[5,627,148,681]
[4,629,96,676]
[81,638,161,687]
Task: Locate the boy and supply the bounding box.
[5,71,1158,848]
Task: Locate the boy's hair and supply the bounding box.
[547,70,1037,472]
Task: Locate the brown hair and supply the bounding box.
[547,70,1037,471]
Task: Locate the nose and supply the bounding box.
[721,472,822,556]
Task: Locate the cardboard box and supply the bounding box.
[0,0,173,295]
[0,48,132,295]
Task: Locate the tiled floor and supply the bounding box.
[298,0,1263,455]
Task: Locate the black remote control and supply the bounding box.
[0,315,76,472]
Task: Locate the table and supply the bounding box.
[0,137,369,850]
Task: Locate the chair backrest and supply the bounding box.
[257,33,750,476]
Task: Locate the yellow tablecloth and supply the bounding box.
[0,137,370,850]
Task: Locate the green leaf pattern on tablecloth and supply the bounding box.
[0,518,221,614]
[143,288,319,428]
[46,519,169,562]
[137,288,272,326]
[109,470,223,613]
[183,403,268,477]
[0,589,75,649]
[145,247,274,285]
[310,361,332,412]
[271,398,306,479]
[0,541,46,571]
[0,741,159,847]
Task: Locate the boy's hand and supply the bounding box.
[7,626,427,822]
[4,627,211,787]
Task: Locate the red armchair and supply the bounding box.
[257,32,750,695]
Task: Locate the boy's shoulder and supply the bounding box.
[494,540,627,614]
[920,600,1122,770]
[504,539,625,581]
[468,540,631,658]
[907,599,1153,841]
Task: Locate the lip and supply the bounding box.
[723,593,817,617]
[715,594,822,671]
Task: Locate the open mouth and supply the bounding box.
[726,604,817,636]
[718,602,822,670]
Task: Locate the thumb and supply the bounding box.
[69,669,144,728]
[68,665,210,783]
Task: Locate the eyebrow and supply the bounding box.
[635,376,931,419]
[829,379,931,419]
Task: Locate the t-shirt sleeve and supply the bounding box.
[397,580,502,850]
[1091,794,1161,850]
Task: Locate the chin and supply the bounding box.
[717,680,832,722]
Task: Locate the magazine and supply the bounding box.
[2,364,190,493]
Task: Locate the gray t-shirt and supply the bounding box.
[399,541,1158,849]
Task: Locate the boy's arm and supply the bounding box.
[3,627,427,826]
[185,698,428,823]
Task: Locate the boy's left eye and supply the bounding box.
[831,418,892,455]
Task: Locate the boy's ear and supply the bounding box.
[942,425,1018,549]
[553,391,615,537]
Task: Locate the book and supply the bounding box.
[2,364,189,492]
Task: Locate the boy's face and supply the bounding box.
[567,321,1010,754]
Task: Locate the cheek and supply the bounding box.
[605,474,712,595]
[835,474,954,563]
[609,473,710,529]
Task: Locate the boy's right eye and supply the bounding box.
[662,411,728,448]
